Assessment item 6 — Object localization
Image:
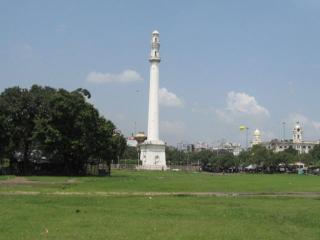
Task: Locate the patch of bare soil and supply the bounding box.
[66,179,78,184]
[0,177,39,186]
[0,177,79,186]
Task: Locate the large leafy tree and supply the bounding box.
[0,86,53,173]
[0,85,126,175]
[0,100,10,163]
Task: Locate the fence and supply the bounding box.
[111,164,201,171]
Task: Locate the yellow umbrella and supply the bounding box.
[239,125,246,131]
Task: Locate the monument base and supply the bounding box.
[139,140,167,170]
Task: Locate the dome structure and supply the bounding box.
[134,132,147,144]
[152,30,160,35]
[252,129,262,146]
[254,129,261,136]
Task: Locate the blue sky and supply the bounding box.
[1,0,320,146]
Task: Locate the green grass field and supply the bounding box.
[2,170,320,193]
[1,170,320,240]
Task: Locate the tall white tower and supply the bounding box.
[139,31,166,170]
[293,122,303,143]
[147,30,161,141]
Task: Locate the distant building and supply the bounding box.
[194,142,210,152]
[177,142,195,152]
[252,129,262,146]
[263,122,319,154]
[127,136,138,147]
[212,142,242,156]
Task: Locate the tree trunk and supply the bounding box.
[106,161,111,176]
[23,140,31,175]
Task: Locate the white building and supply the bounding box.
[252,129,262,146]
[177,142,195,153]
[212,142,242,156]
[264,122,319,154]
[194,142,210,152]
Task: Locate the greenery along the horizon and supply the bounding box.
[0,85,126,175]
[163,144,320,171]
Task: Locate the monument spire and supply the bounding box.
[139,30,167,170]
[147,30,160,141]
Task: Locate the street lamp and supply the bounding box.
[240,125,249,150]
[246,127,249,149]
[113,129,122,168]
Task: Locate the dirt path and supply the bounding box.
[0,177,78,186]
[1,191,320,198]
[0,177,38,185]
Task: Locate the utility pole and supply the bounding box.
[282,122,286,141]
[246,127,249,149]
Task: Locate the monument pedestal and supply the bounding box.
[139,140,166,170]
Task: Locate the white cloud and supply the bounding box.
[226,91,269,116]
[159,88,184,107]
[86,69,143,84]
[213,91,270,134]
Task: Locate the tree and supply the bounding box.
[0,86,54,174]
[34,88,125,175]
[236,150,251,167]
[122,146,138,162]
[0,102,9,163]
[0,85,125,175]
[190,150,213,166]
[299,153,313,166]
[166,147,186,165]
[249,145,269,166]
[211,152,234,171]
[310,144,320,166]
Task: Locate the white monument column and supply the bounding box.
[147,31,160,141]
[139,30,167,170]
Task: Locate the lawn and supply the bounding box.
[1,170,320,240]
[1,170,320,193]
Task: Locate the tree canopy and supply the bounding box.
[0,85,126,175]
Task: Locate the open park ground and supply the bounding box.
[1,170,320,239]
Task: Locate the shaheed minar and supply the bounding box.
[139,30,167,170]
